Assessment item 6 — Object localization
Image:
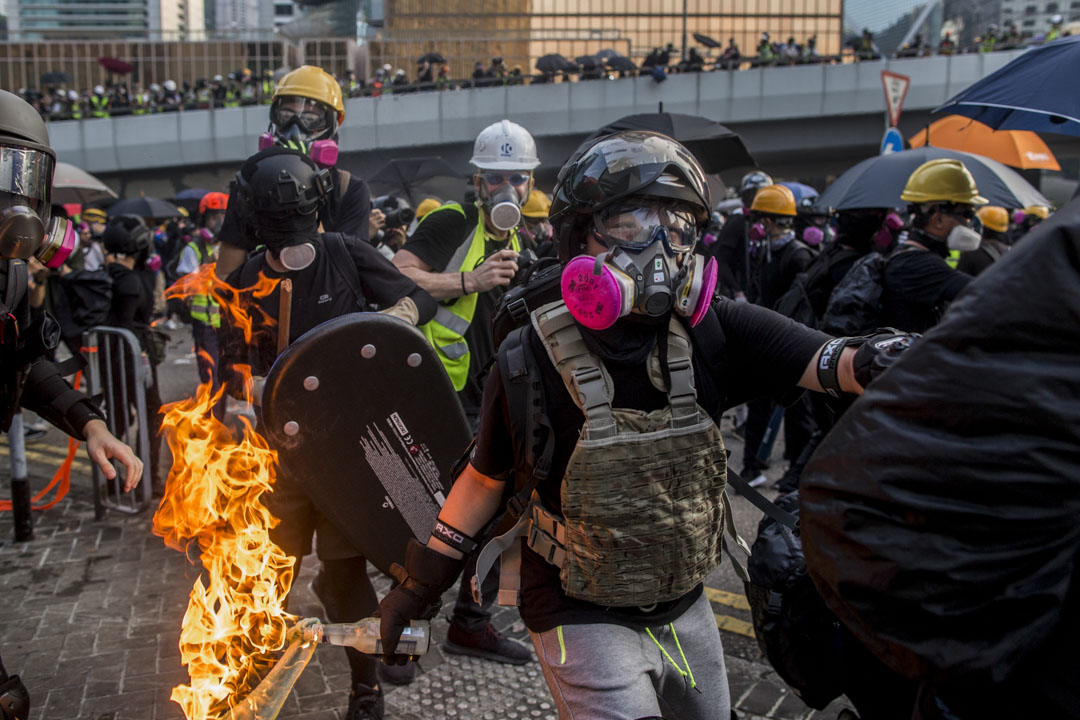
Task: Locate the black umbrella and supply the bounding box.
[604,56,638,73]
[575,55,602,70]
[107,197,182,219]
[172,188,212,217]
[417,52,447,65]
[367,157,465,206]
[585,113,756,174]
[693,33,722,49]
[816,147,1050,211]
[41,71,73,85]
[595,49,620,60]
[536,54,577,74]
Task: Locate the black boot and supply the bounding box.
[345,682,383,720]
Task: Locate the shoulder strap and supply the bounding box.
[531,302,617,440]
[981,241,1003,262]
[336,169,351,203]
[1,259,28,318]
[646,317,700,427]
[323,233,367,310]
[497,326,557,504]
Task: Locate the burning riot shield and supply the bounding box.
[260,313,470,574]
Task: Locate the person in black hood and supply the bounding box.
[218,147,437,720]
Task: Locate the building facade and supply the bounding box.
[8,0,205,40]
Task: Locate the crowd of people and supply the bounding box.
[0,55,1073,720]
[21,17,1076,123]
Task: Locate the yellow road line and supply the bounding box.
[705,587,751,611]
[1,445,90,472]
[715,613,756,638]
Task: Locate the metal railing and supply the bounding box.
[83,326,154,517]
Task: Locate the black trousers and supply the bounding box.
[742,393,817,477]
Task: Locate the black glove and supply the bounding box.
[852,329,920,389]
[376,538,463,665]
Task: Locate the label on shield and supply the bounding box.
[358,412,446,539]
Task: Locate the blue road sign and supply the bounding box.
[881,127,905,155]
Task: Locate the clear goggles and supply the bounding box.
[0,144,55,218]
[481,171,531,188]
[271,96,334,134]
[593,202,698,253]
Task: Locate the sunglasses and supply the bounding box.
[480,172,531,187]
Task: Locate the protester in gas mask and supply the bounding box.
[215,66,374,279]
[393,119,540,427]
[390,119,539,673]
[880,159,982,333]
[376,130,917,719]
[217,147,437,720]
[175,192,228,408]
[520,188,554,255]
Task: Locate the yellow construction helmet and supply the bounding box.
[1023,204,1050,220]
[273,65,345,124]
[977,205,1009,233]
[521,189,551,218]
[900,159,988,205]
[416,197,442,219]
[750,184,797,217]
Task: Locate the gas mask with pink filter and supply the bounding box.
[259,96,340,168]
[561,202,718,330]
[0,144,76,269]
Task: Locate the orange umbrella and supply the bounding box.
[909,115,1060,170]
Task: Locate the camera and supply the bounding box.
[373,195,415,230]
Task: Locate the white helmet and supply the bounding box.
[1051,13,1063,24]
[149,83,161,93]
[164,80,177,92]
[469,119,540,171]
[67,90,78,101]
[93,85,105,95]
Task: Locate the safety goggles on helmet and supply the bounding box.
[0,144,55,219]
[480,171,531,188]
[271,96,334,134]
[593,202,698,253]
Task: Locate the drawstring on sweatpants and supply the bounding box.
[645,625,700,693]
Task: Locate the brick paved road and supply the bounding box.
[0,328,855,720]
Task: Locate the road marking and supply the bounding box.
[0,443,91,472]
[705,587,751,611]
[714,613,756,638]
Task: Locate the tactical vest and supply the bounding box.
[472,301,748,608]
[185,240,221,328]
[418,203,522,391]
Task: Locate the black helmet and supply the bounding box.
[102,214,151,256]
[738,170,773,201]
[234,147,332,218]
[549,130,710,261]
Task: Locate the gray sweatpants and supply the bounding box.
[529,592,730,720]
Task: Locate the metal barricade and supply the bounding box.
[83,326,154,517]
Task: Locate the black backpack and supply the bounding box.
[53,268,114,338]
[745,491,847,710]
[773,247,860,328]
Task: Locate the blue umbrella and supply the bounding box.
[779,181,819,206]
[935,36,1080,137]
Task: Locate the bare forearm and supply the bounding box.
[395,264,468,301]
[427,463,505,559]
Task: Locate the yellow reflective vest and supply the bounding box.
[185,240,221,328]
[419,203,522,391]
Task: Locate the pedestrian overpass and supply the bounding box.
[49,49,1078,199]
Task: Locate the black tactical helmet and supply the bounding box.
[234,147,332,218]
[102,214,152,256]
[549,130,710,262]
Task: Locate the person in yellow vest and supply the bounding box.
[390,119,538,671]
[394,119,539,428]
[260,69,275,104]
[89,85,109,118]
[1045,14,1063,42]
[176,191,228,410]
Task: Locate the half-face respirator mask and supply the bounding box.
[478,171,532,232]
[0,145,76,268]
[872,212,904,249]
[260,96,339,168]
[940,205,982,252]
[561,204,717,330]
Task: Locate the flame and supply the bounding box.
[154,263,295,719]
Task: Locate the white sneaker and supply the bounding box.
[747,473,768,488]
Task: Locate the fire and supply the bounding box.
[154,264,295,719]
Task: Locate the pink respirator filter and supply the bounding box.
[561,254,631,330]
[689,257,718,327]
[39,217,77,269]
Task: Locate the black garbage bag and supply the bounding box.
[800,197,1080,719]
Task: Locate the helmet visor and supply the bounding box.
[564,132,708,217]
[0,144,54,212]
[594,201,698,253]
[272,96,333,134]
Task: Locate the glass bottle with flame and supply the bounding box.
[315,618,431,656]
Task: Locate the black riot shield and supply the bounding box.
[260,313,470,574]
